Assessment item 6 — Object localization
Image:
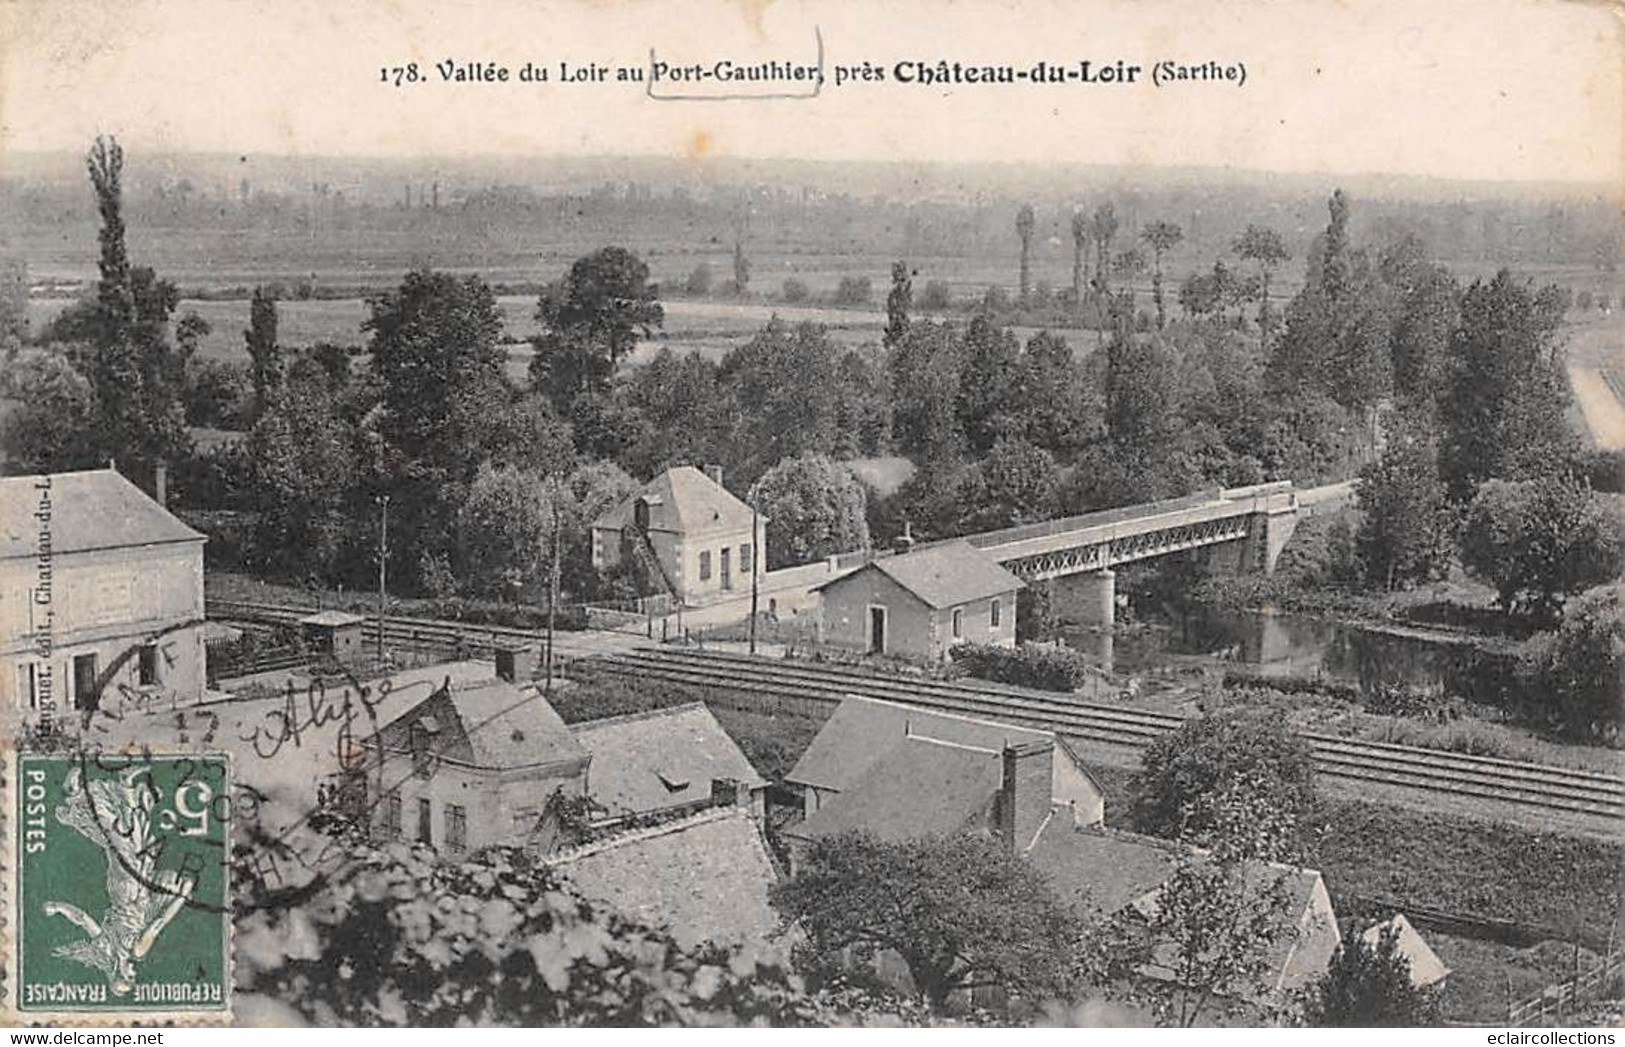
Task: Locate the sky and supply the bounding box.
[2,0,1620,188]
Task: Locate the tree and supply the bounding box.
[1089,204,1120,345]
[82,135,189,470]
[1142,858,1296,1027]
[1070,210,1091,305]
[956,437,1061,532]
[718,319,846,481]
[1300,922,1441,1027]
[1130,707,1316,863]
[245,369,359,579]
[1232,225,1290,345]
[1440,270,1575,499]
[884,261,912,351]
[732,238,751,296]
[889,320,965,466]
[454,462,561,599]
[366,268,511,585]
[245,285,283,418]
[771,831,1082,1013]
[684,261,714,296]
[1015,204,1036,305]
[531,247,663,408]
[957,314,1023,453]
[0,347,98,471]
[1106,330,1176,452]
[1141,221,1184,330]
[1520,584,1622,742]
[1354,410,1454,589]
[236,839,825,1027]
[754,454,871,569]
[1459,475,1621,624]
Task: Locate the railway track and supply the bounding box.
[208,598,554,655]
[207,599,1623,824]
[587,646,1625,824]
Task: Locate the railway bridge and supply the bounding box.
[923,480,1352,629]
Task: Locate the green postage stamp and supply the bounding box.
[9,750,232,1021]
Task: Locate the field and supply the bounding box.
[1563,311,1625,450]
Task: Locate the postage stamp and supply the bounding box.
[9,748,232,1021]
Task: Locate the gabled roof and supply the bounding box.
[813,541,1023,609]
[548,807,781,951]
[0,468,203,560]
[1363,914,1451,988]
[785,735,1001,844]
[570,702,766,818]
[593,466,756,539]
[786,694,1051,792]
[377,678,589,772]
[1029,820,1339,998]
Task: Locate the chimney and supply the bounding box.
[998,740,1055,853]
[710,777,741,808]
[154,461,168,507]
[892,519,916,555]
[704,464,724,489]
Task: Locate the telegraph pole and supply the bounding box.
[545,475,561,693]
[375,494,390,665]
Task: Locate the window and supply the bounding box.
[416,798,432,844]
[445,804,468,853]
[16,663,38,710]
[699,550,712,580]
[385,791,402,839]
[72,653,97,710]
[740,542,753,574]
[952,608,963,638]
[990,598,1001,628]
[720,547,732,589]
[138,643,159,687]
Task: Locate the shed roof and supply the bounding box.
[814,541,1023,609]
[377,678,588,772]
[1363,913,1451,988]
[786,694,1050,792]
[570,702,766,819]
[0,468,203,561]
[593,466,755,538]
[548,807,781,951]
[785,735,1001,844]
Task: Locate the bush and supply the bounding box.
[918,280,952,311]
[949,641,1096,692]
[1221,671,1361,706]
[684,261,715,295]
[833,275,872,306]
[1130,706,1317,863]
[1518,585,1622,742]
[781,277,810,303]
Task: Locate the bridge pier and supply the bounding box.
[1051,568,1116,627]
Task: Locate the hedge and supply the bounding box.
[949,642,1096,692]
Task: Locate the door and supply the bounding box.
[72,653,98,710]
[720,547,732,590]
[868,606,887,654]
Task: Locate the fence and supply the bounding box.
[1507,948,1623,1025]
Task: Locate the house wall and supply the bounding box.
[932,592,1018,660]
[1053,751,1106,827]
[1,541,207,711]
[817,568,935,659]
[376,755,587,853]
[596,523,766,607]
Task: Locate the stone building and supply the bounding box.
[369,677,590,853]
[590,465,765,606]
[1,468,207,713]
[812,542,1023,662]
